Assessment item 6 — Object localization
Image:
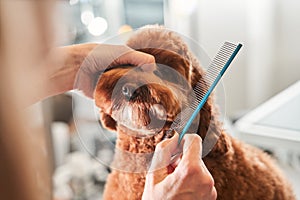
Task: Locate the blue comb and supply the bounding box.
[169,42,242,144]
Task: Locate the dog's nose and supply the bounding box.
[122,83,137,100]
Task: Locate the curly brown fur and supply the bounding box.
[94,25,295,200]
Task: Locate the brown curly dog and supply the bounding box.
[94,25,295,200]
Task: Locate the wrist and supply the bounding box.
[47,43,98,96]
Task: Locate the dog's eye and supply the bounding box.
[153,70,163,78]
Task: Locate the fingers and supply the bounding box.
[175,135,217,199]
[211,186,218,200]
[74,69,94,98]
[145,133,217,200]
[146,133,179,185]
[149,133,179,172]
[75,44,156,98]
[149,134,203,173]
[180,134,203,164]
[176,134,211,180]
[118,50,156,72]
[176,135,216,197]
[140,63,157,73]
[83,44,155,71]
[129,51,156,66]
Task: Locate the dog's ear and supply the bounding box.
[99,110,117,131]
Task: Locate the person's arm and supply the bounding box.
[35,43,155,103]
[142,134,217,200]
[45,44,96,98]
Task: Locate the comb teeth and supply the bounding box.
[170,108,194,134]
[190,42,239,111]
[169,42,242,143]
[205,43,238,83]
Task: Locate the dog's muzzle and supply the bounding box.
[122,83,149,101]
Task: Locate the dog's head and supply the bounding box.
[94,46,215,140]
[95,49,192,135]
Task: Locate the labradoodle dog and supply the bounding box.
[94,26,295,200]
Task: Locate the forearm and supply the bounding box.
[46,43,97,97]
[25,43,97,106]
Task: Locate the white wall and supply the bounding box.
[165,0,300,118]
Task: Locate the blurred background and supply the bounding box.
[34,0,300,199]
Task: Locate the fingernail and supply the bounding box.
[140,63,157,72]
[166,131,178,140]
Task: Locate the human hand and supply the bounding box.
[142,134,217,200]
[74,44,155,98]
